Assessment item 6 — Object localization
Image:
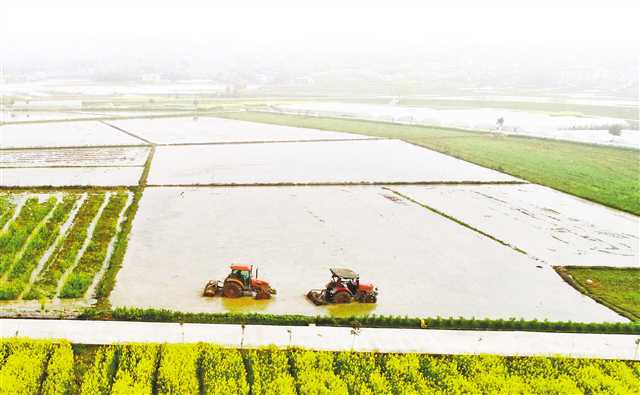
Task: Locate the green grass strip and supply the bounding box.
[0,196,57,276]
[0,194,78,300]
[26,194,105,300]
[557,267,640,321]
[92,307,640,335]
[60,193,128,298]
[215,112,640,215]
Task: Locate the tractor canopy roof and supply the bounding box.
[330,267,359,279]
[230,264,251,271]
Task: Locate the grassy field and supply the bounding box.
[559,267,640,321]
[2,339,638,394]
[215,112,640,215]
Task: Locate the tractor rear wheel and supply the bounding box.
[223,282,243,298]
[333,291,353,304]
[254,286,271,300]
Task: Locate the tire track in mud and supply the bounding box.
[54,192,111,299]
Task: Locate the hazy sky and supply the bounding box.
[3,0,639,61]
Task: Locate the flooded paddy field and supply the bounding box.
[0,121,146,149]
[148,140,519,185]
[110,186,625,322]
[0,167,142,187]
[109,116,370,144]
[0,146,150,168]
[393,185,640,268]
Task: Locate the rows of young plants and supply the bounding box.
[60,192,129,298]
[0,194,78,299]
[0,191,131,302]
[27,193,106,300]
[2,338,638,394]
[0,195,57,279]
[0,195,16,229]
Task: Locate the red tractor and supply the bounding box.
[203,265,276,300]
[306,268,378,305]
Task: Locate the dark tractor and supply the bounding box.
[306,267,378,305]
[203,264,276,300]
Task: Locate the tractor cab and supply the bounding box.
[202,264,276,299]
[229,264,252,286]
[307,267,378,305]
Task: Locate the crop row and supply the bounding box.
[0,195,16,230]
[60,192,129,298]
[2,339,637,394]
[0,194,79,300]
[0,191,131,302]
[0,196,57,278]
[0,338,74,394]
[27,193,106,300]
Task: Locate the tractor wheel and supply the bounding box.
[202,281,219,297]
[333,291,353,304]
[223,282,243,298]
[364,294,377,303]
[254,286,271,300]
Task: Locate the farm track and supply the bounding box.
[20,194,87,300]
[54,193,111,299]
[3,319,639,361]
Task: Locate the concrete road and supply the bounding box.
[1,319,638,361]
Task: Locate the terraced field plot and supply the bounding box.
[111,186,624,322]
[0,121,145,148]
[109,116,371,144]
[148,139,520,185]
[393,185,640,268]
[3,339,638,394]
[0,191,132,310]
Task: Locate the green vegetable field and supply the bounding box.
[0,191,132,302]
[1,338,638,394]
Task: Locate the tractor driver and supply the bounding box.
[240,270,250,285]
